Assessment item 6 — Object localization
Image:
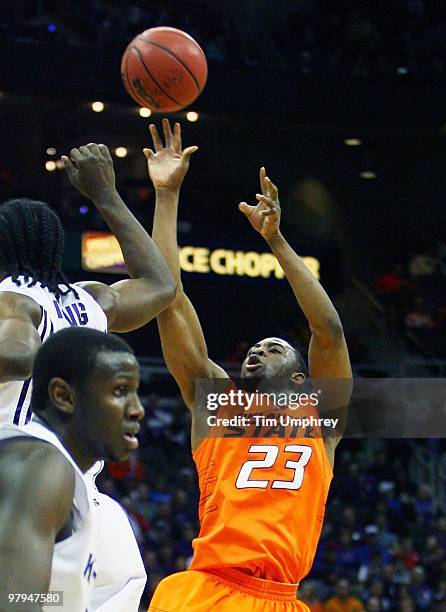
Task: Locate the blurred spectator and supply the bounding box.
[300,580,324,611]
[375,513,398,549]
[409,566,433,610]
[366,596,381,611]
[404,297,435,330]
[375,264,415,328]
[323,578,364,611]
[398,595,416,611]
[107,449,145,481]
[414,484,435,524]
[408,249,443,280]
[421,535,445,587]
[395,537,420,571]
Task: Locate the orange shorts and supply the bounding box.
[148,568,310,612]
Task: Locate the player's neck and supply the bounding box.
[35,416,97,473]
[59,431,97,473]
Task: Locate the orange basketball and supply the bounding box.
[121,26,208,113]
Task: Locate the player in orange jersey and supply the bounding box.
[146,119,352,611]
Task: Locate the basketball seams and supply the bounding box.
[135,37,202,93]
[121,26,207,111]
[132,46,183,106]
[140,28,207,62]
[121,49,146,108]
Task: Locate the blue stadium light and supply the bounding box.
[79,206,89,215]
[48,24,56,32]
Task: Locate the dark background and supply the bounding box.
[2,2,446,610]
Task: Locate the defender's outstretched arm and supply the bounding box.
[63,144,176,332]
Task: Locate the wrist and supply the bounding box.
[155,186,180,196]
[155,188,180,204]
[264,231,284,247]
[90,187,119,207]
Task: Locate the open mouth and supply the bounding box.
[123,432,139,450]
[245,356,264,372]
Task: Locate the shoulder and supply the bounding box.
[0,437,75,536]
[0,291,41,326]
[0,436,74,482]
[0,437,75,498]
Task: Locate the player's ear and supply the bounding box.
[48,377,76,415]
[290,372,305,386]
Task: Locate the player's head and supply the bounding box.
[335,578,350,599]
[0,198,77,299]
[31,327,144,464]
[240,337,307,383]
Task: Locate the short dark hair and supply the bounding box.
[0,198,77,299]
[31,327,135,415]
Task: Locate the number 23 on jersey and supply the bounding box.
[235,444,312,490]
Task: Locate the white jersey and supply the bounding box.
[0,420,97,612]
[87,489,147,611]
[0,276,107,427]
[0,276,147,609]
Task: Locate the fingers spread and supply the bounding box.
[259,167,279,198]
[260,166,269,195]
[173,122,182,153]
[162,117,173,148]
[149,124,163,152]
[265,176,278,198]
[256,193,274,207]
[238,202,255,217]
[182,145,198,160]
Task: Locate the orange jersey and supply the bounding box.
[190,404,333,584]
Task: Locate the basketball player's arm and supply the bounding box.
[0,441,74,610]
[239,170,352,456]
[0,293,41,382]
[147,120,228,409]
[63,144,175,332]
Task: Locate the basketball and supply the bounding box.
[121,26,208,113]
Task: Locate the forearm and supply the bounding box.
[266,232,343,337]
[152,188,183,289]
[92,188,173,288]
[152,188,213,402]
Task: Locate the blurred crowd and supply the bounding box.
[1,0,239,64]
[375,241,446,357]
[269,0,446,76]
[97,389,446,610]
[4,1,446,76]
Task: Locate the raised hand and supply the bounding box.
[62,143,116,202]
[144,118,198,192]
[239,167,281,241]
